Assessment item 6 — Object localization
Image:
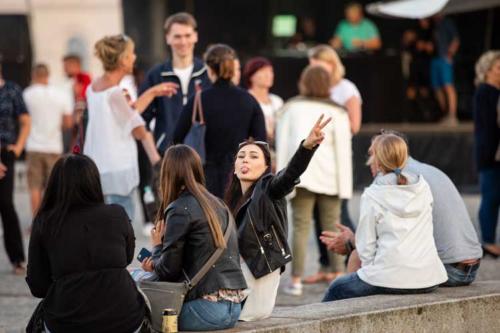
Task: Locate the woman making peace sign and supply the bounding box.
[224,111,331,321]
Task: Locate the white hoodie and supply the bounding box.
[356,172,448,289]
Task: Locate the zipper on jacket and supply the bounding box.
[248,212,273,273]
[271,225,290,259]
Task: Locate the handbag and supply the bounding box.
[183,90,206,163]
[138,208,234,332]
[26,300,44,333]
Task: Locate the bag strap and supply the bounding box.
[186,205,233,289]
[191,91,205,125]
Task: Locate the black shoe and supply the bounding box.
[482,246,500,259]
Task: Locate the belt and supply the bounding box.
[450,260,480,273]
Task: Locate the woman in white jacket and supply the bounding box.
[276,65,352,295]
[322,133,447,301]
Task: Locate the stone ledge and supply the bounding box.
[221,281,500,333]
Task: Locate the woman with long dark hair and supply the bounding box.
[140,144,247,331]
[173,44,266,198]
[224,115,330,321]
[26,154,146,333]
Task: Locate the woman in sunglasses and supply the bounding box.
[224,114,331,321]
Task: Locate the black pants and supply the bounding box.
[205,158,233,199]
[0,149,25,264]
[136,141,154,224]
[314,199,354,267]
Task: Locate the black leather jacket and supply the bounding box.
[152,192,247,301]
[236,143,317,279]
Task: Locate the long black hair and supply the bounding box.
[34,154,105,236]
[224,139,271,216]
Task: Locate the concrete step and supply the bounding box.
[227,281,500,333]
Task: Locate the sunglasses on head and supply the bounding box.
[238,140,269,150]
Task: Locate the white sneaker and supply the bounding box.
[142,222,154,237]
[282,282,303,296]
[440,115,459,127]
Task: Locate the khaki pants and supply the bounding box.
[291,187,343,277]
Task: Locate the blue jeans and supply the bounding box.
[479,167,500,244]
[179,299,241,331]
[441,262,480,287]
[322,272,439,302]
[105,192,135,221]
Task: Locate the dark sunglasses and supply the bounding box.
[238,140,269,150]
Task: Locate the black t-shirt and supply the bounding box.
[26,204,145,333]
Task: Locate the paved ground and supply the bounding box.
[1,162,499,332]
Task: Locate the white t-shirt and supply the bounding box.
[174,65,194,105]
[330,78,362,107]
[259,93,284,139]
[23,83,73,154]
[119,74,138,102]
[84,85,145,196]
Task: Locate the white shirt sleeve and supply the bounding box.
[355,194,378,267]
[108,88,145,134]
[330,79,362,106]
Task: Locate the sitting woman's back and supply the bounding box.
[26,154,145,333]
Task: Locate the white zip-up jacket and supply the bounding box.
[356,172,448,289]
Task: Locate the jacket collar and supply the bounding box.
[160,57,207,78]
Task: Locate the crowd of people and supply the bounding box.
[0,8,498,333]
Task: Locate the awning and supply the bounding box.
[366,0,500,19]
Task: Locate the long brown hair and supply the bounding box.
[156,145,226,248]
[224,139,271,216]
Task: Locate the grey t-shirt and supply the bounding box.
[405,158,482,263]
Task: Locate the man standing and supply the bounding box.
[62,54,91,150]
[23,64,73,215]
[140,12,211,155]
[431,14,460,126]
[0,63,31,275]
[330,2,381,52]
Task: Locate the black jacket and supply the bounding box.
[26,204,145,333]
[152,191,247,301]
[173,79,267,197]
[473,83,500,170]
[236,143,317,279]
[139,57,211,154]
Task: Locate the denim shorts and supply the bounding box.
[430,57,454,88]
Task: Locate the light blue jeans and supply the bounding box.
[179,299,241,331]
[105,192,135,222]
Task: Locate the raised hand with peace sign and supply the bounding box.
[302,114,332,150]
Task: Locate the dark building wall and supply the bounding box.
[0,15,32,88]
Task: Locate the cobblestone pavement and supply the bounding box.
[1,162,499,332]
